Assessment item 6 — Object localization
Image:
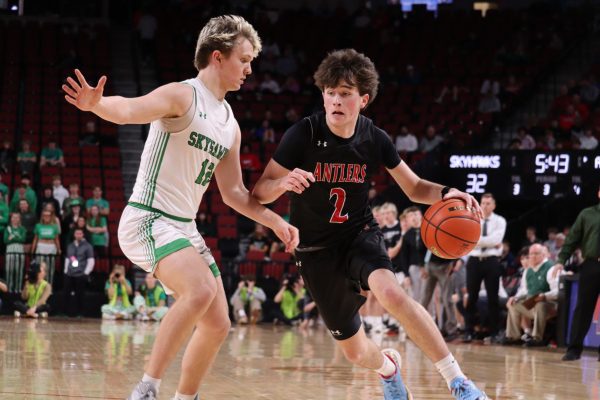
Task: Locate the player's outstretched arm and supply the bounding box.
[252,160,315,204]
[62,69,192,125]
[388,161,483,216]
[215,127,299,252]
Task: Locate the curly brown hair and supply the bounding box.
[313,48,379,107]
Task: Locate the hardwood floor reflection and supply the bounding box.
[0,318,597,399]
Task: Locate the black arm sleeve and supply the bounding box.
[374,128,402,169]
[272,118,311,171]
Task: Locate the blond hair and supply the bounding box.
[380,202,398,218]
[194,15,262,71]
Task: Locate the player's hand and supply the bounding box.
[279,168,315,195]
[551,263,564,279]
[62,69,107,112]
[443,188,483,219]
[270,220,299,253]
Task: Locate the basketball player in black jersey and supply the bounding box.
[253,49,489,400]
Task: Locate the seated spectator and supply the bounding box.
[134,273,169,322]
[503,75,522,98]
[13,260,52,318]
[434,84,469,104]
[272,274,305,325]
[254,119,276,143]
[571,94,589,121]
[558,105,578,132]
[52,175,69,210]
[395,126,418,153]
[247,223,272,257]
[17,140,36,177]
[478,89,502,114]
[481,79,500,96]
[281,76,301,94]
[80,120,100,146]
[517,127,536,150]
[10,175,37,214]
[101,264,135,320]
[259,73,281,94]
[522,226,541,248]
[196,212,215,237]
[18,199,36,245]
[298,291,319,330]
[0,139,14,174]
[573,128,598,150]
[240,144,261,171]
[62,183,85,217]
[229,275,266,324]
[63,228,94,317]
[39,186,61,219]
[579,75,599,105]
[40,140,66,168]
[31,208,61,285]
[419,125,443,153]
[402,64,421,86]
[503,244,561,346]
[85,186,110,216]
[86,205,108,257]
[4,213,27,293]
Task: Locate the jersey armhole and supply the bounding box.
[155,83,196,134]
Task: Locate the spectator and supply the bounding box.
[418,125,443,153]
[52,175,69,209]
[85,186,110,216]
[517,127,536,150]
[254,119,276,143]
[298,291,319,330]
[481,79,500,96]
[229,275,266,324]
[272,274,304,325]
[574,128,598,150]
[522,226,541,248]
[463,193,507,343]
[478,89,502,114]
[18,199,36,245]
[240,144,261,171]
[558,105,578,132]
[101,264,135,320]
[543,227,558,256]
[39,186,61,219]
[554,184,600,361]
[275,45,298,76]
[196,212,215,237]
[67,216,90,244]
[10,175,37,214]
[551,85,571,115]
[4,213,27,293]
[395,126,418,153]
[13,260,52,318]
[62,183,85,217]
[398,206,427,302]
[259,73,281,94]
[62,200,84,239]
[402,64,421,86]
[0,139,14,174]
[40,140,66,168]
[0,174,8,201]
[86,205,108,257]
[549,233,565,261]
[80,120,100,146]
[17,140,36,177]
[31,208,61,285]
[281,76,301,94]
[0,191,8,240]
[63,228,94,317]
[134,273,169,322]
[42,203,62,232]
[503,244,560,347]
[247,223,272,256]
[579,76,599,105]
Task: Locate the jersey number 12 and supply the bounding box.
[195,159,215,186]
[329,188,348,223]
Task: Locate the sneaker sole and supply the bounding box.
[381,348,413,400]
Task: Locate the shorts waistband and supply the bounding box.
[127,202,193,222]
[295,246,327,253]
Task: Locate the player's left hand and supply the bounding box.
[443,188,483,219]
[271,220,299,253]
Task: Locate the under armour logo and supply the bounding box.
[317,140,328,147]
[295,261,302,267]
[330,330,342,336]
[199,111,207,119]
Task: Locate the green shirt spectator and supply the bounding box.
[4,224,27,245]
[87,215,107,246]
[34,223,60,240]
[40,141,65,168]
[0,200,9,236]
[10,185,37,214]
[17,140,36,176]
[86,186,110,216]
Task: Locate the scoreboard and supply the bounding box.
[444,151,600,199]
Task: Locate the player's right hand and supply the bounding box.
[279,168,315,194]
[62,69,107,112]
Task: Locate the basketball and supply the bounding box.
[421,198,481,259]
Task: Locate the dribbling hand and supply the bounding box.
[443,188,483,219]
[279,168,315,195]
[62,69,107,112]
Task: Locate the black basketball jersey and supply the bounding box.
[273,112,401,247]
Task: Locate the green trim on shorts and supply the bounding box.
[209,262,220,278]
[128,202,193,222]
[155,238,193,262]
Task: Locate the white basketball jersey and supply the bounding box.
[129,78,238,220]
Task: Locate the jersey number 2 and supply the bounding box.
[329,188,348,223]
[195,159,215,186]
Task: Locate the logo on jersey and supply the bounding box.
[330,330,343,336]
[187,132,229,160]
[312,162,367,184]
[316,140,328,147]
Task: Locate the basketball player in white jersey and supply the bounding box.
[62,15,298,400]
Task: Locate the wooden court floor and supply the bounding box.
[0,318,598,400]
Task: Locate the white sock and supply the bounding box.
[142,373,161,391]
[375,353,396,378]
[435,354,465,389]
[174,392,196,400]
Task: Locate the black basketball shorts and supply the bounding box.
[294,226,394,341]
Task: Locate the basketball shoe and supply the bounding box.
[380,348,413,400]
[127,381,158,400]
[449,377,490,400]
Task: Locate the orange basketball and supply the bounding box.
[421,198,481,259]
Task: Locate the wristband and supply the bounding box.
[441,186,451,199]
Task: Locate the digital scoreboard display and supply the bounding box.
[445,152,600,199]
